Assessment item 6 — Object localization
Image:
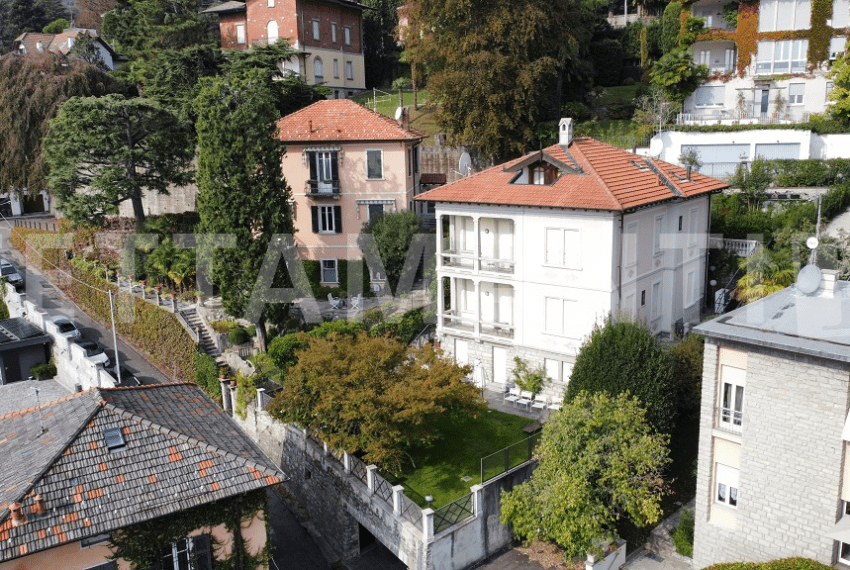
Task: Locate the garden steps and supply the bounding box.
[182,307,221,358]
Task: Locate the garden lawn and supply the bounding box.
[388,408,531,508]
[575,118,650,149]
[353,89,441,142]
[594,84,640,106]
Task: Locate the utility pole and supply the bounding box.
[109,290,122,385]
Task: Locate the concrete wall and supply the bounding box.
[693,340,850,567]
[116,181,198,219]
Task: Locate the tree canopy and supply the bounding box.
[650,48,708,104]
[829,52,850,126]
[267,332,485,473]
[404,0,599,162]
[358,210,423,295]
[0,52,120,196]
[43,93,194,226]
[500,391,669,557]
[567,316,677,433]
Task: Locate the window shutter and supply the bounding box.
[331,152,339,181]
[311,206,319,233]
[334,206,342,233]
[193,534,213,570]
[309,152,317,181]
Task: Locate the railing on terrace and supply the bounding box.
[441,252,475,270]
[708,237,761,257]
[717,404,743,434]
[479,321,514,339]
[479,258,515,274]
[480,432,542,484]
[676,110,810,126]
[350,454,368,484]
[433,493,474,534]
[441,251,515,274]
[399,494,423,530]
[441,311,474,332]
[373,472,395,505]
[306,180,341,195]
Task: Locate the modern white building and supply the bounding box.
[414,120,728,397]
[680,0,848,126]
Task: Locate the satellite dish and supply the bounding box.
[458,152,472,177]
[806,236,819,250]
[394,106,405,121]
[796,264,822,295]
[649,138,663,157]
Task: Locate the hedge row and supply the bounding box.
[669,120,850,135]
[770,159,850,187]
[11,227,197,384]
[704,559,833,570]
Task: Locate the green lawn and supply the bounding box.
[388,408,532,508]
[574,118,652,149]
[353,89,442,143]
[594,84,641,106]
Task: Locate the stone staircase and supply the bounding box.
[182,307,221,359]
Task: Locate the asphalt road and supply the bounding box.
[0,225,171,385]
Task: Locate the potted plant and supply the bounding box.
[772,92,786,118]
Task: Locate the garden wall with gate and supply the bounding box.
[231,386,535,570]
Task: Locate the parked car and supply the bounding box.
[105,365,140,387]
[75,339,111,366]
[1,259,24,289]
[50,316,81,340]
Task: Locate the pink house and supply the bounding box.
[277,99,426,285]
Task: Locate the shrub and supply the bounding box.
[511,357,546,396]
[195,352,221,399]
[30,362,57,379]
[666,334,705,420]
[671,508,694,557]
[210,320,238,333]
[705,560,833,570]
[227,326,251,345]
[562,101,593,122]
[0,296,8,320]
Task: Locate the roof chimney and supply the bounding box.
[308,119,313,133]
[686,165,692,180]
[36,41,44,52]
[559,118,573,146]
[10,502,26,526]
[821,268,839,296]
[32,494,45,515]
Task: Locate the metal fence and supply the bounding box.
[433,493,474,534]
[350,455,368,485]
[373,472,395,505]
[480,432,542,484]
[399,494,423,530]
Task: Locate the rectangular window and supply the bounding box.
[413,145,419,173]
[694,86,725,107]
[641,290,646,306]
[312,19,320,40]
[312,205,341,234]
[715,464,740,508]
[625,221,638,266]
[267,0,274,5]
[788,82,805,105]
[544,297,575,336]
[235,23,246,45]
[321,259,338,283]
[653,216,663,254]
[544,228,581,269]
[331,22,337,43]
[756,39,808,74]
[651,280,661,318]
[366,149,383,179]
[407,148,412,177]
[344,26,351,45]
[831,36,847,60]
[835,0,850,27]
[308,151,339,193]
[161,535,213,570]
[842,541,850,565]
[688,208,699,244]
[368,203,384,221]
[686,270,696,305]
[544,358,561,382]
[719,365,746,431]
[346,61,353,80]
[758,0,810,31]
[333,59,339,78]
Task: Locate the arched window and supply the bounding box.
[267,20,279,44]
[313,57,324,79]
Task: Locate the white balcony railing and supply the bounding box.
[717,405,743,434]
[441,312,514,339]
[441,250,515,275]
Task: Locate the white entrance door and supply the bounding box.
[493,346,507,385]
[455,339,469,366]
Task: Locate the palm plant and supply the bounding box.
[732,247,796,304]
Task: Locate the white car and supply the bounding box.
[75,339,111,367]
[50,316,81,340]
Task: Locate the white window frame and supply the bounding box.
[235,23,246,45]
[366,149,383,180]
[719,365,745,431]
[321,258,338,283]
[267,20,279,44]
[841,540,850,565]
[694,86,725,108]
[625,221,638,267]
[344,25,351,45]
[333,59,339,78]
[756,39,808,74]
[544,227,582,269]
[545,358,572,384]
[758,0,811,31]
[331,22,337,43]
[533,166,545,184]
[788,82,805,105]
[715,463,740,508]
[651,280,662,319]
[834,0,850,27]
[346,60,353,80]
[318,205,336,233]
[313,57,323,80]
[312,19,320,40]
[367,203,384,222]
[544,297,575,337]
[831,36,847,60]
[653,215,664,255]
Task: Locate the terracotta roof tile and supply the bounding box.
[277,99,426,143]
[415,138,728,211]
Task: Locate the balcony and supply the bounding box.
[676,109,810,126]
[306,180,341,197]
[479,321,514,339]
[716,405,743,434]
[442,311,474,334]
[441,312,514,340]
[441,251,515,275]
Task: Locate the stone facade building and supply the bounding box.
[692,269,850,566]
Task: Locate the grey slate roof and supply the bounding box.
[202,0,245,13]
[695,279,850,362]
[0,383,284,562]
[0,380,70,417]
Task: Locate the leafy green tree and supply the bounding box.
[404,0,599,161]
[43,17,69,32]
[0,52,119,195]
[829,53,850,126]
[358,210,422,295]
[194,68,294,351]
[650,48,708,105]
[68,31,108,70]
[567,316,677,433]
[43,94,194,226]
[732,246,796,304]
[728,158,773,210]
[665,333,704,420]
[267,332,485,473]
[361,0,404,88]
[500,391,669,557]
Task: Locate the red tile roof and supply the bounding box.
[415,138,728,211]
[277,99,427,143]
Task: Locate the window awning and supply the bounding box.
[356,199,395,204]
[826,515,850,542]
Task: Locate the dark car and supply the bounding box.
[1,259,24,289]
[75,339,111,366]
[105,365,140,387]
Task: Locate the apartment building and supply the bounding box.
[204,0,367,97]
[414,119,728,397]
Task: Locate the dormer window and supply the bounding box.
[533,167,545,185]
[104,427,126,451]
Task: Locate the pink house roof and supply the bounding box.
[277,99,427,143]
[415,138,728,212]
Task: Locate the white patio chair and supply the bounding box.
[504,386,520,406]
[327,292,343,310]
[548,395,563,412]
[350,293,362,309]
[531,393,548,411]
[517,390,533,410]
